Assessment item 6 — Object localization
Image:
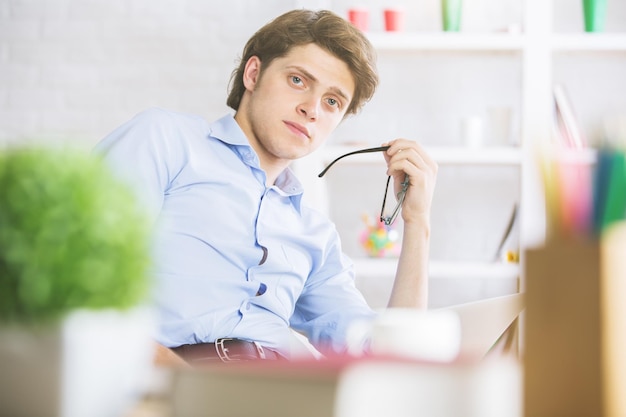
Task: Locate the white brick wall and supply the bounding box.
[0,0,310,148]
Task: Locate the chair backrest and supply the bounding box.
[436,293,525,359]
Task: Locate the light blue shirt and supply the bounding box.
[94,108,376,356]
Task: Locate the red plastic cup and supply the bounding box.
[384,8,405,32]
[348,8,370,32]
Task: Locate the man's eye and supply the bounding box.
[327,98,339,108]
[291,76,303,85]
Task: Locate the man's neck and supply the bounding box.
[233,112,289,187]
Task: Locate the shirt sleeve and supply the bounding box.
[93,108,182,225]
[289,226,377,355]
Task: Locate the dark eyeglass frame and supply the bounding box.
[318,146,409,226]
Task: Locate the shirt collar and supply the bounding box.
[208,114,305,212]
[209,114,250,147]
[274,167,304,212]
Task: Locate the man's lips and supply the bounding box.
[284,121,310,139]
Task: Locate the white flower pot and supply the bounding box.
[0,308,155,417]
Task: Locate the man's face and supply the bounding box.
[236,43,355,165]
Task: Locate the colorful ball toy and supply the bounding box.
[359,214,399,258]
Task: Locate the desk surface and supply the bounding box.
[124,396,170,417]
[125,293,526,417]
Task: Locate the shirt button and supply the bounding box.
[246,302,251,310]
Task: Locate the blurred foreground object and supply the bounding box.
[0,147,154,417]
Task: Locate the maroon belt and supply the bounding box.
[172,338,284,363]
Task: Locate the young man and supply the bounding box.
[95,9,437,365]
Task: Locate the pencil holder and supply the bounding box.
[347,8,369,32]
[583,0,607,32]
[442,0,462,32]
[383,8,405,32]
[524,223,626,417]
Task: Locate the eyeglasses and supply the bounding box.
[318,146,409,226]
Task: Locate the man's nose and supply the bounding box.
[297,97,319,121]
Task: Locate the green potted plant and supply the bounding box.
[0,146,154,417]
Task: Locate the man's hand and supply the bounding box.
[382,139,438,224]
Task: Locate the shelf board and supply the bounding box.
[320,145,523,166]
[366,32,626,53]
[426,146,523,165]
[352,257,520,280]
[367,32,525,52]
[551,33,626,52]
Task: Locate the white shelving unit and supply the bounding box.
[551,33,626,51]
[366,32,526,51]
[353,258,520,281]
[303,0,626,308]
[352,258,521,309]
[316,143,523,307]
[320,145,523,166]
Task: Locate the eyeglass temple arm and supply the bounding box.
[317,146,390,178]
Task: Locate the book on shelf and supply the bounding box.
[170,354,521,417]
[493,203,519,261]
[553,83,587,149]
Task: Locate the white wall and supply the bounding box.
[0,0,307,148]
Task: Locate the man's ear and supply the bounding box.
[242,56,262,91]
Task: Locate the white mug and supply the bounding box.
[347,308,461,362]
[461,116,484,148]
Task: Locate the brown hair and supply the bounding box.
[226,9,378,116]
